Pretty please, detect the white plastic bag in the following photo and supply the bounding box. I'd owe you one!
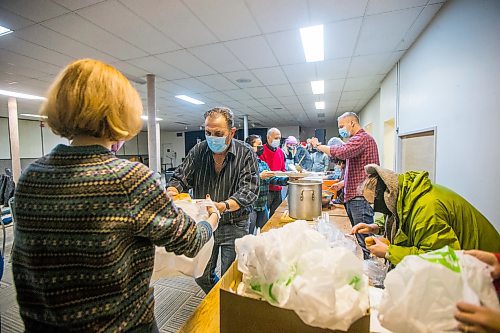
[151,199,215,280]
[235,220,369,331]
[378,246,500,333]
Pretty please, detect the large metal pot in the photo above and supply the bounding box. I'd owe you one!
[287,179,322,220]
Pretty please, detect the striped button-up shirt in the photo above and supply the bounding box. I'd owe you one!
[329,129,379,202]
[168,139,259,224]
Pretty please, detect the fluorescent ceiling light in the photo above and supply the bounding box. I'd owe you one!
[311,80,324,94]
[141,115,163,121]
[315,101,325,110]
[0,25,13,37]
[20,114,48,119]
[299,25,324,62]
[175,95,205,105]
[0,89,46,100]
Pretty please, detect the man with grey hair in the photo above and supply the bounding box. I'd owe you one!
[167,107,259,293]
[259,127,286,217]
[310,112,380,259]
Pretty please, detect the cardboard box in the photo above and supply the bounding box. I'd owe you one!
[220,261,370,333]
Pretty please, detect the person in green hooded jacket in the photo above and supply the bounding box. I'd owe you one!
[351,164,500,265]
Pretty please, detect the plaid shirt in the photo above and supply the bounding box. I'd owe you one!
[255,159,288,211]
[329,129,379,202]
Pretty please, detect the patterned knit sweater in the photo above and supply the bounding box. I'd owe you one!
[12,144,212,333]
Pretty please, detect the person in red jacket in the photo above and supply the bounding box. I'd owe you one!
[260,128,285,217]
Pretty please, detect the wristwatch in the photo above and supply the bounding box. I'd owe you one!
[224,201,230,212]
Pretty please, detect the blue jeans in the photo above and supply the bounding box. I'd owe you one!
[249,207,270,234]
[195,218,249,294]
[345,197,374,259]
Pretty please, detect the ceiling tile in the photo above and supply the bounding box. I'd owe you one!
[267,84,295,97]
[120,0,218,48]
[128,56,189,80]
[251,67,289,85]
[223,70,262,87]
[282,63,316,83]
[42,13,147,60]
[316,58,350,80]
[266,30,305,65]
[203,91,233,102]
[111,61,146,80]
[309,0,368,23]
[348,51,402,76]
[156,50,216,76]
[183,0,260,41]
[0,34,74,67]
[13,24,117,63]
[290,82,312,95]
[240,99,263,107]
[0,0,68,22]
[366,0,428,15]
[344,75,384,91]
[77,0,181,55]
[325,79,345,92]
[277,95,300,105]
[0,49,61,76]
[52,0,104,11]
[355,7,422,55]
[223,89,252,100]
[156,81,186,95]
[324,18,363,60]
[0,7,34,29]
[197,74,239,91]
[225,36,279,69]
[245,86,273,99]
[246,0,308,33]
[397,3,444,50]
[189,44,246,73]
[172,78,216,94]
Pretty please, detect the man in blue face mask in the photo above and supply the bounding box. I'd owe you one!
[167,107,259,294]
[309,112,380,259]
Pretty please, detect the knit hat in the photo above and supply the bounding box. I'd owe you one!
[285,136,298,145]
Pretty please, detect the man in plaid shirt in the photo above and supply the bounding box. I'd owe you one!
[310,112,380,258]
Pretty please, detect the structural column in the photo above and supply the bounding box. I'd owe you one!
[7,97,21,184]
[243,114,249,140]
[146,74,160,173]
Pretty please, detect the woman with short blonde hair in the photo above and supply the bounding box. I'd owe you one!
[12,59,219,333]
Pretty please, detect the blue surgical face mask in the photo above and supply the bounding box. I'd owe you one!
[333,165,342,178]
[339,128,350,138]
[270,139,281,148]
[206,135,228,153]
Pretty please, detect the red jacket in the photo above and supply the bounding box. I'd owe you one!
[260,144,285,191]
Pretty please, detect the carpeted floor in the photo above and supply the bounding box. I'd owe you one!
[0,226,211,333]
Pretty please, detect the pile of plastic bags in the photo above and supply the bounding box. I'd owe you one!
[378,246,500,332]
[235,220,369,331]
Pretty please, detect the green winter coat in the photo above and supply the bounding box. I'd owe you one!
[378,171,500,265]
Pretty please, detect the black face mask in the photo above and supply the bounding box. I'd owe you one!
[374,176,392,215]
[256,145,264,156]
[310,148,318,154]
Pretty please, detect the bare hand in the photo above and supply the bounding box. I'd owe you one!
[205,194,219,231]
[464,250,500,279]
[351,223,379,235]
[166,186,179,198]
[368,237,389,258]
[309,137,320,147]
[260,170,274,179]
[332,181,344,191]
[455,301,500,333]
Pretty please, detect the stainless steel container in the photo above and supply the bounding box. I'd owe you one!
[287,179,322,220]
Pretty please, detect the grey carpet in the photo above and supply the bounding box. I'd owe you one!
[0,227,216,333]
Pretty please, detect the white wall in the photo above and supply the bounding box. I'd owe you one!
[160,131,185,167]
[279,126,299,139]
[359,0,500,229]
[0,118,10,159]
